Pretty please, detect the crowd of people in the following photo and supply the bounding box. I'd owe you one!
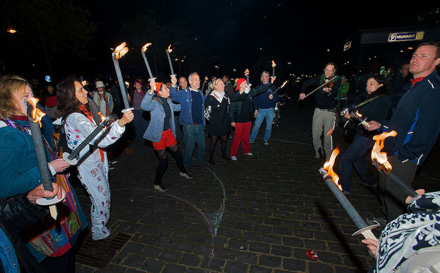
[298,41,440,272]
[0,41,439,272]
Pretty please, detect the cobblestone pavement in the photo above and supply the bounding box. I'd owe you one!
[74,97,440,273]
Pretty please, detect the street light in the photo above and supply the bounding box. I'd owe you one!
[1,10,16,34]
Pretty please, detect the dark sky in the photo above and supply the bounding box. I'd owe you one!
[2,1,431,82]
[75,1,423,79]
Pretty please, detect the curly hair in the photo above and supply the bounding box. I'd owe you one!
[0,74,29,119]
[56,75,85,115]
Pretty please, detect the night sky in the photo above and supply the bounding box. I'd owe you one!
[1,1,434,84]
[76,1,423,78]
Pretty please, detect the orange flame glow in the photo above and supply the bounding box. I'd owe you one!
[27,98,46,126]
[371,131,397,171]
[272,60,276,67]
[114,42,128,59]
[322,148,341,190]
[167,44,173,53]
[244,69,249,76]
[97,112,106,122]
[142,43,152,53]
[326,128,333,136]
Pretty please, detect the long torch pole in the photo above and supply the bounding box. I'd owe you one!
[141,43,155,81]
[26,100,60,219]
[319,168,378,240]
[63,116,112,165]
[112,52,133,113]
[166,46,176,77]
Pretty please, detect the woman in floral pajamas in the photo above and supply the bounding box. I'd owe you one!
[57,76,133,240]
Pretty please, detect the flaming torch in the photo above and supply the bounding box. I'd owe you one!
[271,80,289,95]
[319,148,379,240]
[271,60,276,78]
[62,115,113,165]
[166,44,176,76]
[141,43,155,81]
[112,42,133,113]
[244,69,251,87]
[371,131,423,203]
[26,98,63,219]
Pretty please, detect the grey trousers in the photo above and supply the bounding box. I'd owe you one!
[312,108,336,159]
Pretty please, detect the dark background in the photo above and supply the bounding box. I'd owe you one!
[0,1,439,89]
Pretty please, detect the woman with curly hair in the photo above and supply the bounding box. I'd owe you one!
[57,75,133,240]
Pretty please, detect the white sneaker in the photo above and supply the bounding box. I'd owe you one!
[231,156,237,161]
[244,153,253,156]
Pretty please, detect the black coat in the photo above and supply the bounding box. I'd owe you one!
[204,94,231,136]
[0,194,49,273]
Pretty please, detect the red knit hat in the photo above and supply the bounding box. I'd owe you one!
[155,82,163,93]
[236,78,246,91]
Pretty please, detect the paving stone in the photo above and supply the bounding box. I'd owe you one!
[73,99,440,272]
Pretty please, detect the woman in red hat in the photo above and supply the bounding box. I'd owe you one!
[229,77,275,160]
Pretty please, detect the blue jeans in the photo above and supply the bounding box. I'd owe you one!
[249,108,275,142]
[182,124,205,167]
[339,134,377,193]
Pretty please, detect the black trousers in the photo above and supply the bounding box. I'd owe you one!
[378,155,418,222]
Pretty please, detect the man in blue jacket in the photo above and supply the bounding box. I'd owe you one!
[249,71,278,145]
[366,41,440,223]
[170,73,206,168]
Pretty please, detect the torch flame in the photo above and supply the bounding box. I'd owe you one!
[27,98,46,126]
[272,60,276,67]
[322,148,341,190]
[97,112,106,123]
[371,131,397,171]
[142,43,152,53]
[244,69,249,76]
[167,44,173,53]
[356,111,362,117]
[114,42,129,59]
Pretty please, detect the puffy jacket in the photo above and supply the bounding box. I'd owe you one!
[169,86,206,126]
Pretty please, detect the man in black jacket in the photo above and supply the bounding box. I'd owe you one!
[299,62,341,160]
[366,41,440,223]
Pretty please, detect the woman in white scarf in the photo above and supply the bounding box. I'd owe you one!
[204,79,232,165]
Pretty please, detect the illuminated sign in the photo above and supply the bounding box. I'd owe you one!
[388,31,424,42]
[343,41,352,51]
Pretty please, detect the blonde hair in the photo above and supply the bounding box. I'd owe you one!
[260,71,269,82]
[0,75,29,119]
[209,78,222,91]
